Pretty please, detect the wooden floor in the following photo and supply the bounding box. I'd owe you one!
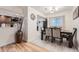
[0,42,48,52]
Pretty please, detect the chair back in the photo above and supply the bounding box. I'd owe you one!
[52,28,61,38]
[45,28,51,36]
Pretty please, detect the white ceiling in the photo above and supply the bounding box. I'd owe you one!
[31,6,73,15]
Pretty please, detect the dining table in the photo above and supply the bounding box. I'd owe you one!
[41,27,72,40]
[41,27,74,48]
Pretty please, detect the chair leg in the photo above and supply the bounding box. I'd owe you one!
[45,36,49,41]
[45,36,47,41]
[51,37,55,43]
[59,38,63,45]
[68,40,73,48]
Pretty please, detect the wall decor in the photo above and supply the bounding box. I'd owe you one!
[30,13,36,20]
[73,6,79,20]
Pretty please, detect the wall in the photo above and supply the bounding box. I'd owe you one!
[27,7,46,42]
[47,10,73,31]
[0,6,24,47]
[21,7,28,42]
[73,7,79,50]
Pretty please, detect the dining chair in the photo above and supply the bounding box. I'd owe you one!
[45,28,52,41]
[67,28,77,48]
[51,27,63,43]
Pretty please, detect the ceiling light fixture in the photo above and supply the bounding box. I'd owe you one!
[49,6,56,13]
[48,6,64,13]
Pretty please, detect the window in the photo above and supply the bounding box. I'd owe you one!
[50,16,64,27]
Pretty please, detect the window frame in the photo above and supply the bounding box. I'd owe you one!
[49,16,65,29]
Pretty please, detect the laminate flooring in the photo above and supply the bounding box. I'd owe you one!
[0,42,48,52]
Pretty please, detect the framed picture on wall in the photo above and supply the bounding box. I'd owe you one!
[30,13,36,20]
[73,6,79,20]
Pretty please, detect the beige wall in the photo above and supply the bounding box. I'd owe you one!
[21,7,28,41]
[47,10,73,31]
[27,7,46,42]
